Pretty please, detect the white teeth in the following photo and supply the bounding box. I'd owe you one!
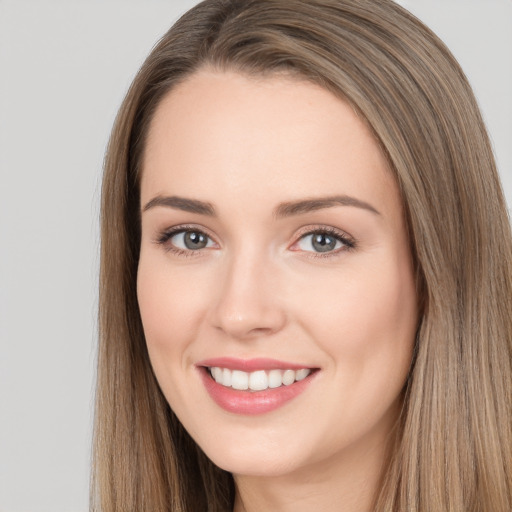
[231,370,249,390]
[209,367,312,391]
[212,367,223,383]
[222,368,232,387]
[268,369,283,388]
[282,369,295,386]
[295,368,310,381]
[249,370,268,391]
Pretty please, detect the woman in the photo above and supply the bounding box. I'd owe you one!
[92,0,512,510]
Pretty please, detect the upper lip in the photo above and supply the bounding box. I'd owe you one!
[196,357,315,372]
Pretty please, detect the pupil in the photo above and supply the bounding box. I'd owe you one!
[312,233,336,253]
[184,231,207,250]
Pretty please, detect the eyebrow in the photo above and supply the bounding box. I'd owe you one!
[142,194,380,217]
[274,195,381,218]
[143,195,216,216]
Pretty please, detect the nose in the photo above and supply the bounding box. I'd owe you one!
[210,251,287,340]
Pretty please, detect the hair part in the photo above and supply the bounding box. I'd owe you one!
[92,1,512,510]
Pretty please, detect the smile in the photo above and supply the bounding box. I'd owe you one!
[209,367,312,391]
[197,358,318,415]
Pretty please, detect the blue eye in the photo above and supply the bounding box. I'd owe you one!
[296,230,353,254]
[160,229,216,252]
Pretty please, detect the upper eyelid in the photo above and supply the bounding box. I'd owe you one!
[156,224,217,242]
[296,226,348,236]
[293,225,355,242]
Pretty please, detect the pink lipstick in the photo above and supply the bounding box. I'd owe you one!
[196,357,317,415]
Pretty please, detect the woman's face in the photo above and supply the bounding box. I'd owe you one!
[137,70,418,478]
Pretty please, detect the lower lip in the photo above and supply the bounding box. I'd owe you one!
[198,368,316,415]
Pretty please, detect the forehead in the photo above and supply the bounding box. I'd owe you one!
[141,70,398,219]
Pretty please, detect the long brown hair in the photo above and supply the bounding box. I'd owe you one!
[92,1,512,510]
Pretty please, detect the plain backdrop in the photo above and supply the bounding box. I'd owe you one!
[0,1,510,511]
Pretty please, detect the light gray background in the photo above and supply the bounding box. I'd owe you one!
[0,1,510,511]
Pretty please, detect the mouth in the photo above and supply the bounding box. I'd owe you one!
[196,358,318,415]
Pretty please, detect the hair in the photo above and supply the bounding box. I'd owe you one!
[92,0,512,510]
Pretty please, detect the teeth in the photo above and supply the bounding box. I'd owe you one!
[295,368,310,381]
[282,369,295,386]
[231,370,249,390]
[249,370,268,391]
[211,366,223,383]
[222,368,232,387]
[208,367,312,391]
[268,369,282,388]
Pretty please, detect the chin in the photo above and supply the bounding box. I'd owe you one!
[196,431,314,478]
[210,452,301,478]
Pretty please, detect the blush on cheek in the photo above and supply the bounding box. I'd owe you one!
[137,270,172,349]
[137,267,211,371]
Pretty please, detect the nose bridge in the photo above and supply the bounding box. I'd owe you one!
[211,243,286,339]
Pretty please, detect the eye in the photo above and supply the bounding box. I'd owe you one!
[157,228,216,253]
[293,229,355,254]
[172,230,215,250]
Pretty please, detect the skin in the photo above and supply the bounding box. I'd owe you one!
[137,70,418,512]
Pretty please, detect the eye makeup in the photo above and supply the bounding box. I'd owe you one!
[153,224,217,258]
[153,222,357,260]
[289,225,356,259]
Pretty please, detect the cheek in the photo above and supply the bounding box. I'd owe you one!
[291,262,417,445]
[136,256,209,361]
[295,258,417,385]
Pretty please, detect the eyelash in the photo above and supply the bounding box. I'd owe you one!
[292,226,356,259]
[154,224,214,258]
[154,225,356,259]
